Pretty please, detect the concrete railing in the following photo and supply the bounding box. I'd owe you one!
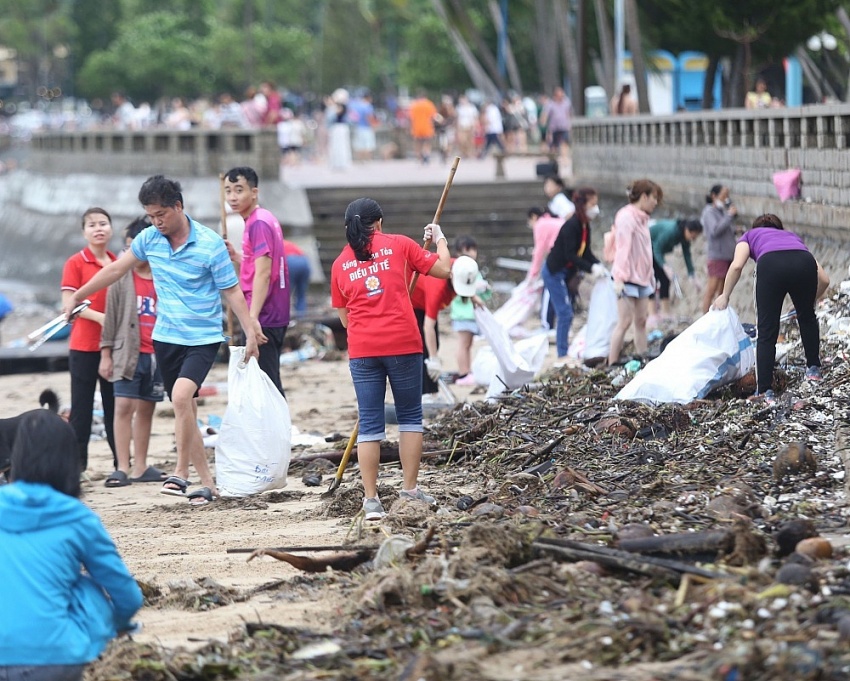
[571,104,850,237]
[27,128,281,180]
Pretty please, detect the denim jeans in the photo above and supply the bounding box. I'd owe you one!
[0,665,85,681]
[541,262,574,358]
[286,254,311,318]
[349,354,423,442]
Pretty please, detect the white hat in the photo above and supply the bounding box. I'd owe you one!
[451,256,479,298]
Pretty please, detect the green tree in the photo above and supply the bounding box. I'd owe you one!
[642,0,841,105]
[0,0,75,102]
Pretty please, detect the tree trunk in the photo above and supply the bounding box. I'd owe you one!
[448,0,507,92]
[594,0,616,98]
[488,0,523,94]
[430,0,500,100]
[702,53,719,109]
[552,0,581,104]
[727,45,745,108]
[533,0,560,93]
[574,0,587,115]
[838,7,850,101]
[624,0,649,113]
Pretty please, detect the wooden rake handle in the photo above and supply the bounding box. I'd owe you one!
[408,156,460,295]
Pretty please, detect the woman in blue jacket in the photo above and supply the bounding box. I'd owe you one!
[0,410,142,680]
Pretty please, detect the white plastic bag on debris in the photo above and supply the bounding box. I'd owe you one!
[474,306,548,397]
[615,307,754,405]
[493,279,543,335]
[215,346,291,497]
[583,277,619,361]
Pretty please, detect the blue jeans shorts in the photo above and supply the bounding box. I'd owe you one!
[349,353,423,443]
[114,353,165,402]
[451,319,479,334]
[622,282,655,299]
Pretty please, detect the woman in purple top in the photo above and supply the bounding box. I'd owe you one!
[713,214,830,400]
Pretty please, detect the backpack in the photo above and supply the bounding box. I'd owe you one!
[602,224,617,263]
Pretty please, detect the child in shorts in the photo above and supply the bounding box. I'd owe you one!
[450,236,490,386]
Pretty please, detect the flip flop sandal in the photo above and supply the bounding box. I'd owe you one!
[104,470,131,488]
[160,476,189,497]
[130,466,168,483]
[187,487,217,506]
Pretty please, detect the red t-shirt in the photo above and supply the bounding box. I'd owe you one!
[283,239,304,257]
[331,232,439,359]
[60,247,117,352]
[134,272,157,354]
[409,271,455,320]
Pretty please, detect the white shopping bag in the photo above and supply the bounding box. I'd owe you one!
[493,279,543,334]
[583,277,619,362]
[474,306,548,397]
[215,347,291,497]
[615,307,755,405]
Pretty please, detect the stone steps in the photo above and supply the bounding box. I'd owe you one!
[307,181,541,280]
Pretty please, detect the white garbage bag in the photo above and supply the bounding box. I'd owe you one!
[615,307,755,405]
[474,306,548,397]
[583,277,620,362]
[493,279,543,334]
[215,347,291,497]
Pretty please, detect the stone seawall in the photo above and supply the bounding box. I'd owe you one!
[572,104,850,240]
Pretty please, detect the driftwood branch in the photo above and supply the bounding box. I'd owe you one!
[533,537,728,583]
[616,530,732,557]
[291,447,451,466]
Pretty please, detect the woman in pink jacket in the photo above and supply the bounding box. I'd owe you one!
[608,179,663,366]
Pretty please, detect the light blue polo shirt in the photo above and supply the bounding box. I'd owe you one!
[131,216,238,345]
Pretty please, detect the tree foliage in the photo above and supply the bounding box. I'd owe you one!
[0,0,843,105]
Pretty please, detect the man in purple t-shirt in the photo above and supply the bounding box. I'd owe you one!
[224,166,290,395]
[541,87,573,155]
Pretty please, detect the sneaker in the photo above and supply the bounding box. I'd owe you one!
[455,373,477,386]
[805,366,823,381]
[399,488,437,506]
[362,497,386,521]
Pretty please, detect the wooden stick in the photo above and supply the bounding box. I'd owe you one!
[408,156,460,294]
[219,172,234,342]
[227,544,374,554]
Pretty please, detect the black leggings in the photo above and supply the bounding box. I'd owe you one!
[653,259,671,300]
[69,350,115,470]
[755,250,821,393]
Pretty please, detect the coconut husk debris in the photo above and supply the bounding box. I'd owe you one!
[87,289,850,680]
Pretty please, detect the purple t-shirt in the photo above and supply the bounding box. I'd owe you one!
[739,228,808,262]
[241,207,290,328]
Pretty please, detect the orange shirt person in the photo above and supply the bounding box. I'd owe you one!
[408,90,441,164]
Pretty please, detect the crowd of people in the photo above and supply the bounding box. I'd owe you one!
[520,174,830,397]
[0,69,836,673]
[76,86,577,169]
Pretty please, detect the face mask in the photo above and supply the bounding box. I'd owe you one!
[715,200,725,209]
[586,205,600,219]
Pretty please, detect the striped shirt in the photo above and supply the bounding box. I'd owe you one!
[131,216,237,345]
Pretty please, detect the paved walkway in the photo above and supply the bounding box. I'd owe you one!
[280,154,562,189]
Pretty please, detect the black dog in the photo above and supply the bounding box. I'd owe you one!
[0,389,60,475]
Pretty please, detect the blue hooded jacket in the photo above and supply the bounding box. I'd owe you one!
[0,481,143,666]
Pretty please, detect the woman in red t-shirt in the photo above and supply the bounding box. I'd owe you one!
[331,197,451,521]
[60,208,118,475]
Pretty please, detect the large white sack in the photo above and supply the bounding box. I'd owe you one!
[474,306,548,397]
[215,347,291,497]
[583,277,619,361]
[493,279,543,333]
[615,307,754,405]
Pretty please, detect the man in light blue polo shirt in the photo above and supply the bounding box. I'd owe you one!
[65,175,262,504]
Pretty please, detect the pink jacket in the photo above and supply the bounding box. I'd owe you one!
[611,203,654,287]
[527,216,564,280]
